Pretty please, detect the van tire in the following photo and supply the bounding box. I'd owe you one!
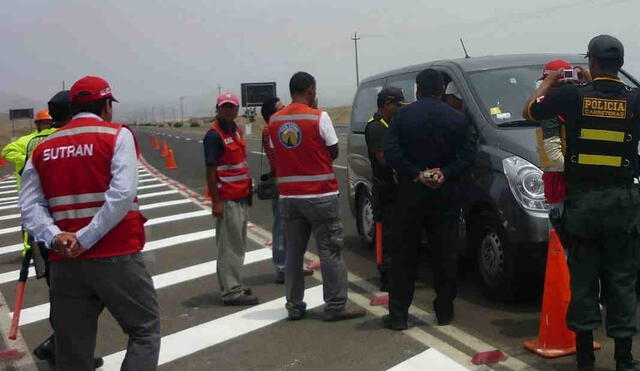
[471,210,516,301]
[356,189,375,248]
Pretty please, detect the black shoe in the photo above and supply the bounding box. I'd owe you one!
[323,307,366,322]
[577,331,596,370]
[382,314,408,331]
[223,293,259,306]
[94,357,104,369]
[33,336,55,362]
[303,267,314,276]
[436,312,454,326]
[287,307,307,320]
[617,360,640,371]
[275,271,285,284]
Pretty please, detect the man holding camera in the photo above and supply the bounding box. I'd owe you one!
[383,69,477,330]
[524,35,640,370]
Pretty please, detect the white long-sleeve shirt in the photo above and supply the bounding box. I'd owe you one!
[18,113,139,250]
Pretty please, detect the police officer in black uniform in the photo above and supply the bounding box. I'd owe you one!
[364,87,406,291]
[525,35,640,371]
[382,69,477,330]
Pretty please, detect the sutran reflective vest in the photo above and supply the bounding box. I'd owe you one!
[565,79,639,188]
[269,103,338,196]
[31,117,147,260]
[209,121,251,200]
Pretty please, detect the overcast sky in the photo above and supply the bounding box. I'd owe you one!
[1,0,639,119]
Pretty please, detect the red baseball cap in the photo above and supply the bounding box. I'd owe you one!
[70,76,119,104]
[540,59,572,80]
[216,92,239,107]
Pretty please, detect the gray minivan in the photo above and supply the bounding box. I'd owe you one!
[347,54,640,298]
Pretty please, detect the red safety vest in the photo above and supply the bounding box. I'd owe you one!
[209,121,251,200]
[269,103,338,196]
[31,117,147,260]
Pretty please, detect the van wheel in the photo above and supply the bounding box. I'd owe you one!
[357,189,375,247]
[472,211,516,301]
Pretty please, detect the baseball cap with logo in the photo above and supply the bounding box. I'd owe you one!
[216,92,240,107]
[586,34,624,60]
[70,76,118,104]
[540,59,573,80]
[378,87,408,105]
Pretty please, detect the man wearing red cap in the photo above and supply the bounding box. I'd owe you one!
[534,59,579,241]
[19,76,160,371]
[203,92,258,305]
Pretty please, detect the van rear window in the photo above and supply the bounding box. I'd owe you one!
[351,81,384,133]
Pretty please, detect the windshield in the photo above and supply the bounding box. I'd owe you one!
[469,65,639,126]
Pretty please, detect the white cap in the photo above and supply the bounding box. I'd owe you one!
[445,82,462,100]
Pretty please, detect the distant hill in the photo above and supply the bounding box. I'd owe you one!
[0,91,42,115]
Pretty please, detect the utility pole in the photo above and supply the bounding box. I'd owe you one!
[151,106,155,123]
[179,96,185,124]
[161,105,166,123]
[351,32,361,87]
[62,80,65,90]
[217,84,222,96]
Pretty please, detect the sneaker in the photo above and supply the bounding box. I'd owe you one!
[275,271,285,284]
[382,314,408,331]
[287,307,307,320]
[617,360,640,371]
[323,307,366,322]
[223,293,259,306]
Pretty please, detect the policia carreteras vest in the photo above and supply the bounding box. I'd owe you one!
[558,78,640,340]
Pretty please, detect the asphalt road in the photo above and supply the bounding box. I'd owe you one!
[0,124,636,370]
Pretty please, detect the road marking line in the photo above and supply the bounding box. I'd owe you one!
[0,189,17,195]
[137,183,166,191]
[139,178,158,184]
[14,230,223,325]
[0,196,18,203]
[0,180,16,185]
[101,285,324,369]
[139,199,191,211]
[0,225,20,237]
[0,213,20,221]
[137,190,178,199]
[387,348,468,371]
[333,165,347,169]
[250,151,265,156]
[246,224,533,370]
[185,138,191,141]
[0,204,18,211]
[0,185,16,190]
[145,210,209,226]
[0,228,218,286]
[198,140,203,144]
[0,200,194,255]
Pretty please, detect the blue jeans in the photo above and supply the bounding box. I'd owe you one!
[272,197,286,272]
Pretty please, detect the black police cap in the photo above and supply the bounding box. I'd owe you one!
[48,90,71,122]
[378,87,407,105]
[586,34,624,60]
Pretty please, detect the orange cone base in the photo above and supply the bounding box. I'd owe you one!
[306,261,321,270]
[523,340,600,359]
[369,293,389,306]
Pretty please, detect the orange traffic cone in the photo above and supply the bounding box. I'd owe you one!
[0,157,6,167]
[523,229,600,358]
[161,140,169,157]
[151,135,160,150]
[203,184,211,200]
[165,149,178,170]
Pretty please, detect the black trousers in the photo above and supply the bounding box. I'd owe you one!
[389,178,459,321]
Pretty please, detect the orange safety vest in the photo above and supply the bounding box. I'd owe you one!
[32,117,147,260]
[209,121,251,200]
[269,103,338,196]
